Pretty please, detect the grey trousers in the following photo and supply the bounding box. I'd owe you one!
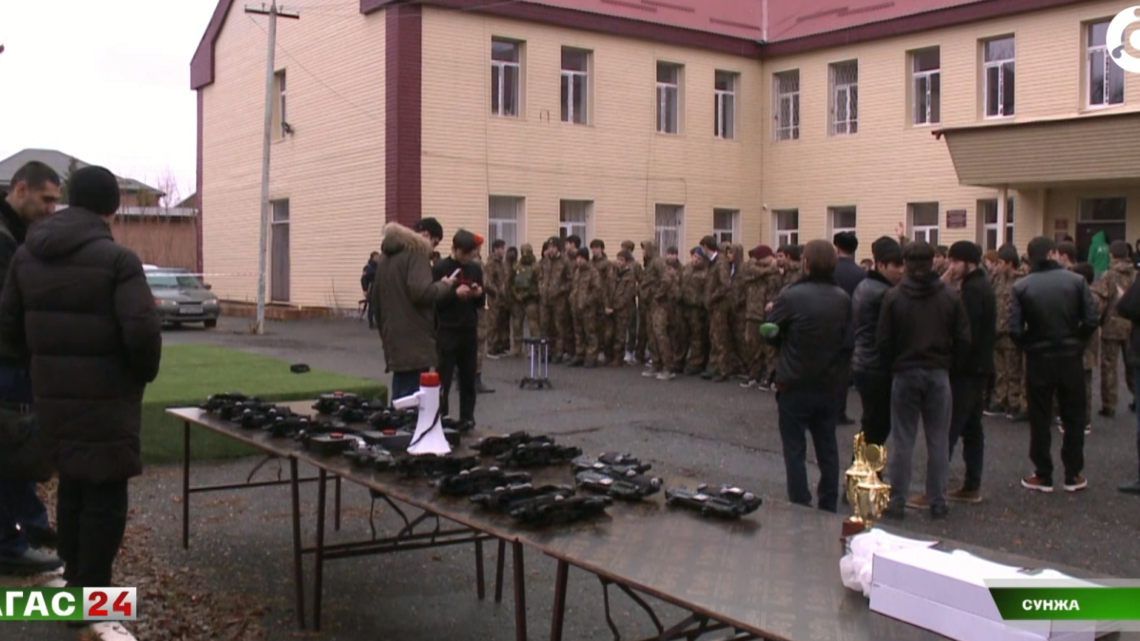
[888,368,952,511]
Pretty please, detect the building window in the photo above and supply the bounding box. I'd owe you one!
[270,199,290,302]
[908,202,940,245]
[488,196,522,248]
[491,38,521,117]
[714,71,737,139]
[983,36,1015,118]
[656,62,681,134]
[274,70,287,139]
[912,48,940,125]
[713,209,739,244]
[561,48,589,125]
[1078,197,1127,257]
[559,200,592,241]
[978,198,1015,250]
[1088,21,1125,108]
[774,70,800,141]
[655,204,683,252]
[828,206,857,237]
[829,61,858,136]
[773,209,799,247]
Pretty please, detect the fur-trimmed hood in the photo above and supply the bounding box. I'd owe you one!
[381,222,432,257]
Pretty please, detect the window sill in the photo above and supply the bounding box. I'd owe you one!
[982,114,1015,122]
[1083,102,1126,113]
[655,131,683,138]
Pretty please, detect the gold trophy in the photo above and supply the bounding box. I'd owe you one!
[842,432,890,539]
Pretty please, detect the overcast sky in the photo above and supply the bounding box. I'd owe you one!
[0,0,218,202]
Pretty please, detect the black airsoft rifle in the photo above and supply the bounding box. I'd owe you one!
[264,414,315,438]
[200,392,254,416]
[471,431,554,457]
[312,392,387,418]
[664,484,762,519]
[495,441,583,468]
[572,452,652,476]
[302,430,360,456]
[343,441,397,471]
[574,469,663,501]
[395,453,480,478]
[436,466,533,497]
[509,494,612,526]
[470,483,576,513]
[236,405,300,429]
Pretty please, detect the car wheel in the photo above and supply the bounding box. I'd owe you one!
[204,319,218,329]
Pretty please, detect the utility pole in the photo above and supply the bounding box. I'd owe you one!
[245,2,299,335]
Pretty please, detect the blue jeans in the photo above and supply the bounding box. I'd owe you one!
[390,370,425,405]
[776,384,841,512]
[888,369,952,511]
[0,364,50,557]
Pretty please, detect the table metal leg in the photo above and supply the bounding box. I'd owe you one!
[475,539,485,600]
[551,560,569,641]
[182,421,190,549]
[513,540,527,641]
[289,458,306,630]
[334,475,342,532]
[314,467,328,631]
[495,538,506,603]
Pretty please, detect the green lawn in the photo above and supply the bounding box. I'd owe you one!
[143,344,385,463]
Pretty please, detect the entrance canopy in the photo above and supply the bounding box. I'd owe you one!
[933,110,1140,188]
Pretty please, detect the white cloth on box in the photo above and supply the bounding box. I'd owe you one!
[840,528,938,597]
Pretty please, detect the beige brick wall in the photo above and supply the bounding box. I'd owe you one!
[202,3,385,308]
[761,0,1140,257]
[419,7,764,255]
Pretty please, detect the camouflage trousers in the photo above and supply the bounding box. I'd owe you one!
[611,307,634,360]
[646,299,674,373]
[634,300,648,361]
[540,298,569,357]
[683,307,709,372]
[730,305,746,376]
[707,302,733,376]
[510,300,540,355]
[670,302,688,371]
[489,302,511,354]
[993,336,1024,411]
[1099,338,1135,411]
[745,319,776,382]
[562,303,576,359]
[597,310,615,362]
[572,304,600,363]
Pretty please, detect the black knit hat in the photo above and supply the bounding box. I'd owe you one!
[948,240,982,265]
[870,236,902,264]
[69,166,120,215]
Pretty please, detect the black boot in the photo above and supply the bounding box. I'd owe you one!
[476,375,495,394]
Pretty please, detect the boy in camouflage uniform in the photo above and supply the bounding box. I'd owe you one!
[988,244,1026,420]
[640,240,677,380]
[1072,262,1099,432]
[510,244,540,356]
[608,250,638,367]
[483,240,510,358]
[740,245,781,389]
[620,240,646,364]
[590,240,616,364]
[702,236,733,382]
[665,247,687,371]
[1092,240,1137,417]
[569,251,602,367]
[539,237,572,363]
[680,248,710,375]
[729,243,748,378]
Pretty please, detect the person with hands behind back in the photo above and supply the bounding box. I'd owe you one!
[432,230,485,430]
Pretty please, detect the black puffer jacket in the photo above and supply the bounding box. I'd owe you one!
[0,208,162,482]
[764,275,851,389]
[957,267,997,378]
[876,271,970,373]
[851,270,892,375]
[1010,261,1099,358]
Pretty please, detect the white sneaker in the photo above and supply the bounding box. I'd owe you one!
[641,370,657,378]
[624,352,636,365]
[740,379,757,389]
[656,371,675,381]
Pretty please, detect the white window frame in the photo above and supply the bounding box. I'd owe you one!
[561,47,589,125]
[911,48,940,126]
[488,196,523,249]
[977,198,1015,250]
[829,61,858,136]
[714,71,737,140]
[828,206,857,237]
[491,38,521,117]
[713,209,739,244]
[559,200,592,241]
[275,70,287,139]
[654,204,684,252]
[1087,21,1125,108]
[908,202,940,245]
[773,70,800,141]
[773,209,799,247]
[656,62,681,135]
[983,36,1015,119]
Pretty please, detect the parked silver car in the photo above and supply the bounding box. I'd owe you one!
[145,267,221,328]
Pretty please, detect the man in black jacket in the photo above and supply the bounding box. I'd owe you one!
[876,241,970,520]
[764,240,851,513]
[833,232,865,425]
[851,237,904,446]
[1011,236,1099,494]
[432,229,485,428]
[1115,273,1140,495]
[0,166,162,589]
[944,241,996,504]
[0,161,63,575]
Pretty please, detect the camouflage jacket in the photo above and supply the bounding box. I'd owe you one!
[992,269,1022,337]
[570,260,602,312]
[591,254,616,308]
[740,260,782,322]
[681,262,709,309]
[705,250,732,309]
[779,262,803,290]
[484,255,509,308]
[1093,260,1138,341]
[666,258,684,305]
[640,241,675,304]
[610,264,638,311]
[512,246,540,304]
[539,253,572,302]
[728,244,747,311]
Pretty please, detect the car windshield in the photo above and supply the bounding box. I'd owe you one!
[146,273,203,289]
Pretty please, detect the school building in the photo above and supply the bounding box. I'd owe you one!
[192,0,1140,308]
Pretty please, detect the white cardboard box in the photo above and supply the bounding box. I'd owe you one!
[870,547,1096,641]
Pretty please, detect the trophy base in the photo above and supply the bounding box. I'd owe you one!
[841,517,867,541]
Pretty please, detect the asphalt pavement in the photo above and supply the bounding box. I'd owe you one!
[16,314,1140,641]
